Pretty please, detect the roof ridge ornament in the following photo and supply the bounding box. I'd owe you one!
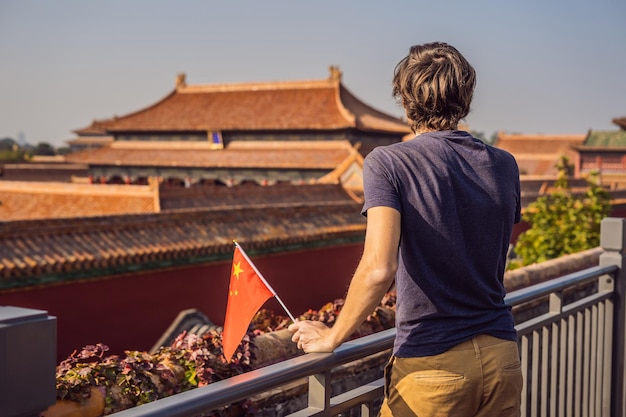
[176,73,187,89]
[329,66,342,82]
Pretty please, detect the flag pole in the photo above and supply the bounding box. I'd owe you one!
[233,241,297,323]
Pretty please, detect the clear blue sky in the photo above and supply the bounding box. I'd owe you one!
[1,0,625,147]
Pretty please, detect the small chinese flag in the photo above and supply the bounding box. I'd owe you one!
[222,245,274,362]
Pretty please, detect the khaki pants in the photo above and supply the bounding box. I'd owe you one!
[379,334,522,417]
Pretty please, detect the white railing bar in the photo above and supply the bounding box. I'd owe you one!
[505,264,618,307]
[516,290,612,334]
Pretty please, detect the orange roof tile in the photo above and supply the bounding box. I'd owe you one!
[315,145,364,193]
[159,182,360,210]
[1,162,89,182]
[0,203,366,286]
[66,136,115,146]
[494,133,585,175]
[494,133,585,153]
[64,140,353,169]
[0,181,159,221]
[74,69,410,135]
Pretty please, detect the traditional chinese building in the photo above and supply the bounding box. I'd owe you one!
[573,117,626,188]
[493,132,585,176]
[0,68,412,360]
[65,67,411,187]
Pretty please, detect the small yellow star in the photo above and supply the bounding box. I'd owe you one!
[232,261,244,279]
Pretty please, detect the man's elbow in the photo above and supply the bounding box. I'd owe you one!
[367,264,396,287]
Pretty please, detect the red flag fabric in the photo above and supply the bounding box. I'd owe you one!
[222,246,274,362]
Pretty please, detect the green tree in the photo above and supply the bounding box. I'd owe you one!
[0,137,18,151]
[0,149,27,162]
[470,130,498,145]
[56,146,73,156]
[510,156,612,268]
[33,142,56,156]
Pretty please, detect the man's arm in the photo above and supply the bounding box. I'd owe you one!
[289,206,400,352]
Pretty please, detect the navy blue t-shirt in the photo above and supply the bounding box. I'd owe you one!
[362,130,520,357]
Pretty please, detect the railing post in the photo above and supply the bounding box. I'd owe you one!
[599,217,626,417]
[308,371,331,415]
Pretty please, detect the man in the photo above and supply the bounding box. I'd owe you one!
[289,42,522,416]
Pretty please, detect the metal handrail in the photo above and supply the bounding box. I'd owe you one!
[112,265,620,417]
[110,329,395,417]
[504,264,618,306]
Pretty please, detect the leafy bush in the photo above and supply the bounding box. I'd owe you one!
[297,295,396,339]
[53,292,398,415]
[511,156,612,268]
[55,331,255,415]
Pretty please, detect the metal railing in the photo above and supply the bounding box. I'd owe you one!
[111,217,626,417]
[510,264,619,417]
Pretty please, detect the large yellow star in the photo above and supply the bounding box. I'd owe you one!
[232,261,244,280]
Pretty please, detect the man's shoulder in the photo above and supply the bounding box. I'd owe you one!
[486,142,518,164]
[366,143,398,161]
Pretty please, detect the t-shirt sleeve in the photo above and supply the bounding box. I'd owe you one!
[514,189,521,224]
[361,149,402,216]
[513,159,521,224]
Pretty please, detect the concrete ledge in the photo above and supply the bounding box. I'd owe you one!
[252,329,302,369]
[504,247,603,292]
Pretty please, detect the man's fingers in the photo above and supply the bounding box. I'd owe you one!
[288,320,302,333]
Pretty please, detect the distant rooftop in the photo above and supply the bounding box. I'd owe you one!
[582,130,626,148]
[74,68,410,136]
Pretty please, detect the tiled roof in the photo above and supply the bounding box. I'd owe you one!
[514,158,562,177]
[519,177,592,206]
[315,145,364,194]
[159,182,359,211]
[337,85,410,134]
[1,162,89,182]
[580,130,626,148]
[494,133,585,175]
[74,69,410,135]
[0,202,366,286]
[64,140,354,170]
[66,136,115,146]
[0,172,360,220]
[494,133,585,154]
[0,181,159,221]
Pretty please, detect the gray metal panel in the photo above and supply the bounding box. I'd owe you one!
[0,307,56,417]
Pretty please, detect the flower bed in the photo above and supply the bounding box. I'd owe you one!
[43,293,397,417]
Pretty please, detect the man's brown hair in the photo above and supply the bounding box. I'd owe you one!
[392,42,476,133]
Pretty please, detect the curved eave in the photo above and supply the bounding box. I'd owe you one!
[338,85,410,134]
[73,76,411,135]
[612,116,626,130]
[90,83,356,132]
[73,90,179,135]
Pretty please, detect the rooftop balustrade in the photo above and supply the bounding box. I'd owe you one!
[8,217,626,417]
[104,217,626,417]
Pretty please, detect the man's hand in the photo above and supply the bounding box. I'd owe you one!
[288,320,339,353]
[289,207,400,354]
